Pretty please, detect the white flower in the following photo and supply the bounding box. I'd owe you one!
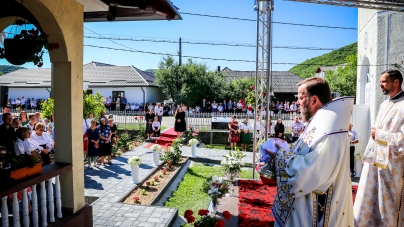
[128,156,142,166]
[189,138,199,145]
[150,144,162,152]
[208,187,220,195]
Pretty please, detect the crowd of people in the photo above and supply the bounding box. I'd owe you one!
[0,106,54,167]
[6,97,48,111]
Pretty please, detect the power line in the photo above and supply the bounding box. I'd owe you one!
[84,35,352,51]
[84,27,140,52]
[179,12,357,30]
[84,44,384,67]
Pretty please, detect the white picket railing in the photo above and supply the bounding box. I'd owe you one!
[0,163,70,227]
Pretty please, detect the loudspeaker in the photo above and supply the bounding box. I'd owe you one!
[0,86,9,107]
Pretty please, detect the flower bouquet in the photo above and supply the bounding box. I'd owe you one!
[189,138,199,146]
[184,209,231,227]
[221,150,245,180]
[354,153,364,160]
[159,138,182,165]
[150,144,162,152]
[128,156,142,166]
[202,176,231,208]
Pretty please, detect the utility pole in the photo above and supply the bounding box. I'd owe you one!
[179,37,182,66]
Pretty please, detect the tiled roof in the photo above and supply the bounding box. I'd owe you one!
[221,67,303,93]
[0,63,157,88]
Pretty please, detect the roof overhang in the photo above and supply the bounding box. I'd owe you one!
[81,0,182,22]
[284,0,404,12]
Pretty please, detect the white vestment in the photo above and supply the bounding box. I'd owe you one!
[273,97,354,227]
[354,91,404,227]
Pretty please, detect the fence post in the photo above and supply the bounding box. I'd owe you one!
[124,110,127,130]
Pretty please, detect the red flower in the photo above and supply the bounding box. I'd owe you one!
[154,176,159,181]
[262,91,267,97]
[140,116,144,119]
[184,210,194,219]
[222,211,231,220]
[214,220,225,227]
[146,181,151,186]
[198,209,209,216]
[250,86,255,90]
[186,215,195,223]
[135,117,138,120]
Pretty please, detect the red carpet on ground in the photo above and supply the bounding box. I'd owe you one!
[144,127,177,149]
[238,180,359,227]
[238,180,276,227]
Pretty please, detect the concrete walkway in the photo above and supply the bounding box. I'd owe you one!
[85,136,254,227]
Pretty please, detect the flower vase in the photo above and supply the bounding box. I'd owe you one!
[208,199,218,214]
[153,151,160,166]
[191,144,197,157]
[131,165,140,184]
[355,159,362,177]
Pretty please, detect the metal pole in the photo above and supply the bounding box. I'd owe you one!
[252,6,260,180]
[265,4,272,140]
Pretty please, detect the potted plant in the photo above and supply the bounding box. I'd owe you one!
[202,176,231,214]
[0,27,59,67]
[0,150,42,183]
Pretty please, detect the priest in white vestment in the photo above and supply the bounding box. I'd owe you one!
[354,70,404,227]
[265,77,354,227]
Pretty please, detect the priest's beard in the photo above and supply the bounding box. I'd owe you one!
[300,99,313,122]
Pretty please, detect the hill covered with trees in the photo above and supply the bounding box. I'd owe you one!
[289,42,357,79]
[0,65,24,75]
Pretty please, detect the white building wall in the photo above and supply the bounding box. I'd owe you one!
[145,87,166,103]
[8,87,51,100]
[89,87,145,104]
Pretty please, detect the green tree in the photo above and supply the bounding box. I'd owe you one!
[41,98,54,119]
[155,57,227,107]
[325,54,357,97]
[226,77,255,102]
[83,91,105,119]
[41,91,105,119]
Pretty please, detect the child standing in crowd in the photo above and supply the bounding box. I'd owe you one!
[152,116,161,138]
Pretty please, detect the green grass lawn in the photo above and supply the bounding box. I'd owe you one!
[164,163,256,217]
[117,123,167,132]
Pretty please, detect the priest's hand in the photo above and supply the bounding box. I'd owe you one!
[264,144,281,159]
[371,127,376,140]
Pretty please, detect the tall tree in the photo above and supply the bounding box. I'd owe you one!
[155,57,227,107]
[325,54,357,97]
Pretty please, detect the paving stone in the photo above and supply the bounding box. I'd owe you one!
[147,217,164,223]
[119,220,134,227]
[123,213,140,218]
[154,224,166,227]
[138,222,156,227]
[160,212,173,219]
[114,222,122,226]
[94,219,106,225]
[136,215,150,222]
[132,221,140,226]
[162,218,170,224]
[103,220,117,226]
[149,212,162,218]
[155,207,169,212]
[113,216,126,222]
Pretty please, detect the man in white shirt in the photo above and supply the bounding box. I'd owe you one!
[130,103,135,111]
[348,123,359,176]
[155,103,164,123]
[148,103,154,111]
[290,116,303,143]
[217,103,224,113]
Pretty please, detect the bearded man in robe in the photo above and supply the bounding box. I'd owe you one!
[354,69,404,227]
[265,77,354,227]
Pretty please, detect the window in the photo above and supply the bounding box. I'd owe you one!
[112,91,124,99]
[85,90,93,95]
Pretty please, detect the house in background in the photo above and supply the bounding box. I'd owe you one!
[314,64,346,78]
[0,62,166,105]
[221,67,303,102]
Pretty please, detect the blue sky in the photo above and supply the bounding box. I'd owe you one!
[1,0,358,71]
